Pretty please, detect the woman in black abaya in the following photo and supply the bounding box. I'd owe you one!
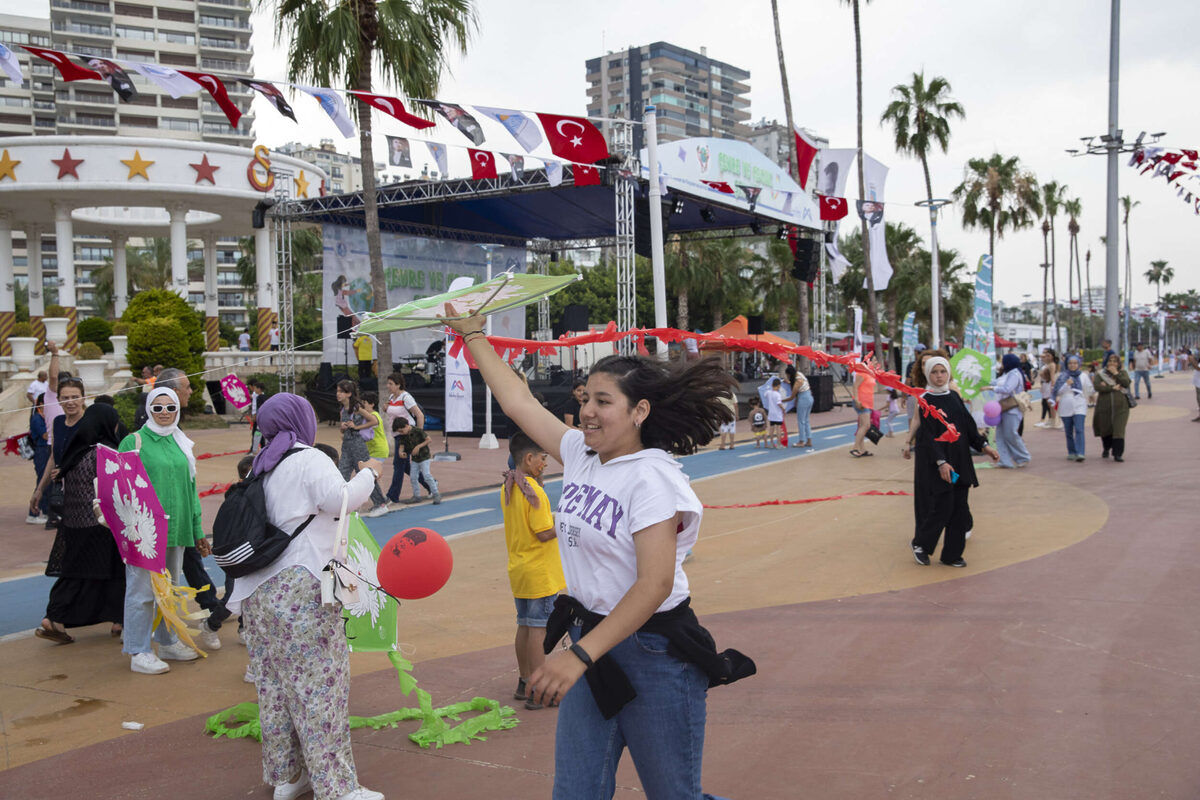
[37,404,128,643]
[905,356,999,568]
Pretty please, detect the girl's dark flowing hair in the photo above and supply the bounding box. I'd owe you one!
[589,355,736,455]
[336,379,359,410]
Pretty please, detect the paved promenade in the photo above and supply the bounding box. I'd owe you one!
[1,373,1196,799]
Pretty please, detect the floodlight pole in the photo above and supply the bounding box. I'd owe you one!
[478,245,499,449]
[644,105,668,359]
[916,198,952,349]
[1103,0,1121,351]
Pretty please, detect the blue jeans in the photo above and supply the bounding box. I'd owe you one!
[793,391,813,443]
[33,446,50,514]
[122,547,184,655]
[1062,413,1086,457]
[995,410,1031,468]
[1133,370,1151,398]
[386,455,430,501]
[409,459,438,497]
[553,626,730,800]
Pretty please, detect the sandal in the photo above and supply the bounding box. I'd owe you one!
[36,621,74,644]
[849,450,873,458]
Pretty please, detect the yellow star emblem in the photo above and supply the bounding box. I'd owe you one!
[294,169,310,199]
[0,149,20,182]
[121,150,154,180]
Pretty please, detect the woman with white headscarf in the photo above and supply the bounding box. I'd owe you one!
[1051,353,1094,462]
[118,386,206,674]
[904,356,999,567]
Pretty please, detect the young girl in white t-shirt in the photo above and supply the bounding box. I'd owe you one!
[445,305,754,800]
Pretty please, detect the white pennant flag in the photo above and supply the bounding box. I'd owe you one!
[474,106,542,153]
[127,62,199,98]
[297,85,355,138]
[444,277,475,433]
[0,43,24,87]
[545,160,563,187]
[426,142,448,176]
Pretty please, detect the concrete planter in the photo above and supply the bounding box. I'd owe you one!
[42,317,69,345]
[8,337,38,370]
[108,335,128,367]
[74,359,108,390]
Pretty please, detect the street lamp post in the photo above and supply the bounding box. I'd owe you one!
[915,198,953,348]
[477,244,499,450]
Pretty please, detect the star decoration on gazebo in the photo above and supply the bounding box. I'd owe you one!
[52,148,83,180]
[294,169,310,198]
[121,150,154,180]
[189,154,219,184]
[0,149,19,182]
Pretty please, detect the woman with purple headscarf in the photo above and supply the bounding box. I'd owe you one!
[225,393,384,800]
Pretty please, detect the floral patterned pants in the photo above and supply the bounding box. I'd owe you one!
[243,566,358,799]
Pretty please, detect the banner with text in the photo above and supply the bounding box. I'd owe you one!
[962,254,995,363]
[322,225,526,363]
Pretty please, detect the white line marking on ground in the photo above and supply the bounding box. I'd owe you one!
[429,507,492,522]
[738,451,768,458]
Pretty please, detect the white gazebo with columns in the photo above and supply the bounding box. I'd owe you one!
[0,135,325,361]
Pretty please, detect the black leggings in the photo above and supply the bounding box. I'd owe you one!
[1100,435,1125,458]
[1041,398,1052,419]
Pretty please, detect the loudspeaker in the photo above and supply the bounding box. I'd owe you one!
[810,373,834,413]
[562,304,589,332]
[747,314,765,335]
[634,196,672,259]
[336,315,354,340]
[791,238,820,283]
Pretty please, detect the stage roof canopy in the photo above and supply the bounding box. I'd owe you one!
[283,166,820,247]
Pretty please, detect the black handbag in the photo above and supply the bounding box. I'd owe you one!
[46,480,65,515]
[865,425,883,445]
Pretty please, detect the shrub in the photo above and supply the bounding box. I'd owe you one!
[112,322,130,336]
[77,342,104,359]
[128,317,200,375]
[12,322,33,337]
[78,317,113,353]
[245,372,280,396]
[121,290,204,353]
[1081,348,1107,366]
[217,337,229,348]
[45,304,69,318]
[112,391,139,431]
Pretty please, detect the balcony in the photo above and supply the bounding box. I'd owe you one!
[51,0,112,14]
[198,15,250,30]
[58,115,116,128]
[52,21,112,38]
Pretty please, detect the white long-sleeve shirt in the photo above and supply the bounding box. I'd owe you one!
[1053,373,1094,417]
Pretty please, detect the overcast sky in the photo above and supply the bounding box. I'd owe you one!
[7,0,1197,307]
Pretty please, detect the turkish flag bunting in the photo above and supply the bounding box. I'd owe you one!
[1182,149,1199,160]
[535,113,609,163]
[1184,161,1197,170]
[179,70,242,128]
[818,194,849,221]
[468,149,497,180]
[349,91,435,129]
[701,180,734,194]
[1169,170,1185,182]
[22,45,101,82]
[1161,151,1183,164]
[793,127,819,189]
[573,164,601,186]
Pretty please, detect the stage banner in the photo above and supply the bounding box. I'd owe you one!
[321,225,526,365]
[1158,311,1167,373]
[963,254,995,363]
[444,330,473,433]
[901,311,917,376]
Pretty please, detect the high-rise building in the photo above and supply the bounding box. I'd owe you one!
[277,140,384,195]
[0,5,255,320]
[746,117,826,187]
[585,42,750,152]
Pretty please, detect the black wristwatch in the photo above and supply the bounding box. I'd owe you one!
[569,643,594,669]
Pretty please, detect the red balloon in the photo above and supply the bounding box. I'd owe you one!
[376,527,453,600]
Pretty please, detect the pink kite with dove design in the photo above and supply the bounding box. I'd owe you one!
[220,373,251,409]
[96,445,167,572]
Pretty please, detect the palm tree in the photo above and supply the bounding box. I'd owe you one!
[235,227,323,289]
[880,70,965,338]
[751,238,800,331]
[1039,180,1066,351]
[839,0,882,359]
[698,237,752,329]
[1120,195,1139,354]
[952,153,1041,321]
[666,238,708,332]
[1144,259,1173,306]
[1064,197,1082,348]
[770,0,809,352]
[267,0,475,375]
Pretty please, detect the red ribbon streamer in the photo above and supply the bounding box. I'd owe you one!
[447,325,960,442]
[702,489,910,509]
[195,448,250,461]
[198,481,234,498]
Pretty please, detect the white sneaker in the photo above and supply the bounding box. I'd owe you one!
[1034,421,1049,428]
[363,504,389,518]
[26,513,48,524]
[158,641,199,661]
[964,529,972,540]
[131,652,170,674]
[273,769,311,800]
[243,666,257,684]
[237,627,247,646]
[336,788,383,800]
[196,624,221,651]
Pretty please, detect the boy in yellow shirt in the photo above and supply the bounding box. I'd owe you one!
[500,432,564,710]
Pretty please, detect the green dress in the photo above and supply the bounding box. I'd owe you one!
[118,429,205,547]
[1092,369,1131,439]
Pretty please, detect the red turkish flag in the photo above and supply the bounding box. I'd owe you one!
[573,164,601,186]
[818,194,849,221]
[349,91,434,130]
[701,180,734,194]
[1161,151,1183,164]
[793,127,819,189]
[535,113,609,163]
[468,149,497,180]
[179,70,242,128]
[1182,149,1199,160]
[22,46,101,82]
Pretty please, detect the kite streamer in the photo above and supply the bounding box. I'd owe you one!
[702,489,910,509]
